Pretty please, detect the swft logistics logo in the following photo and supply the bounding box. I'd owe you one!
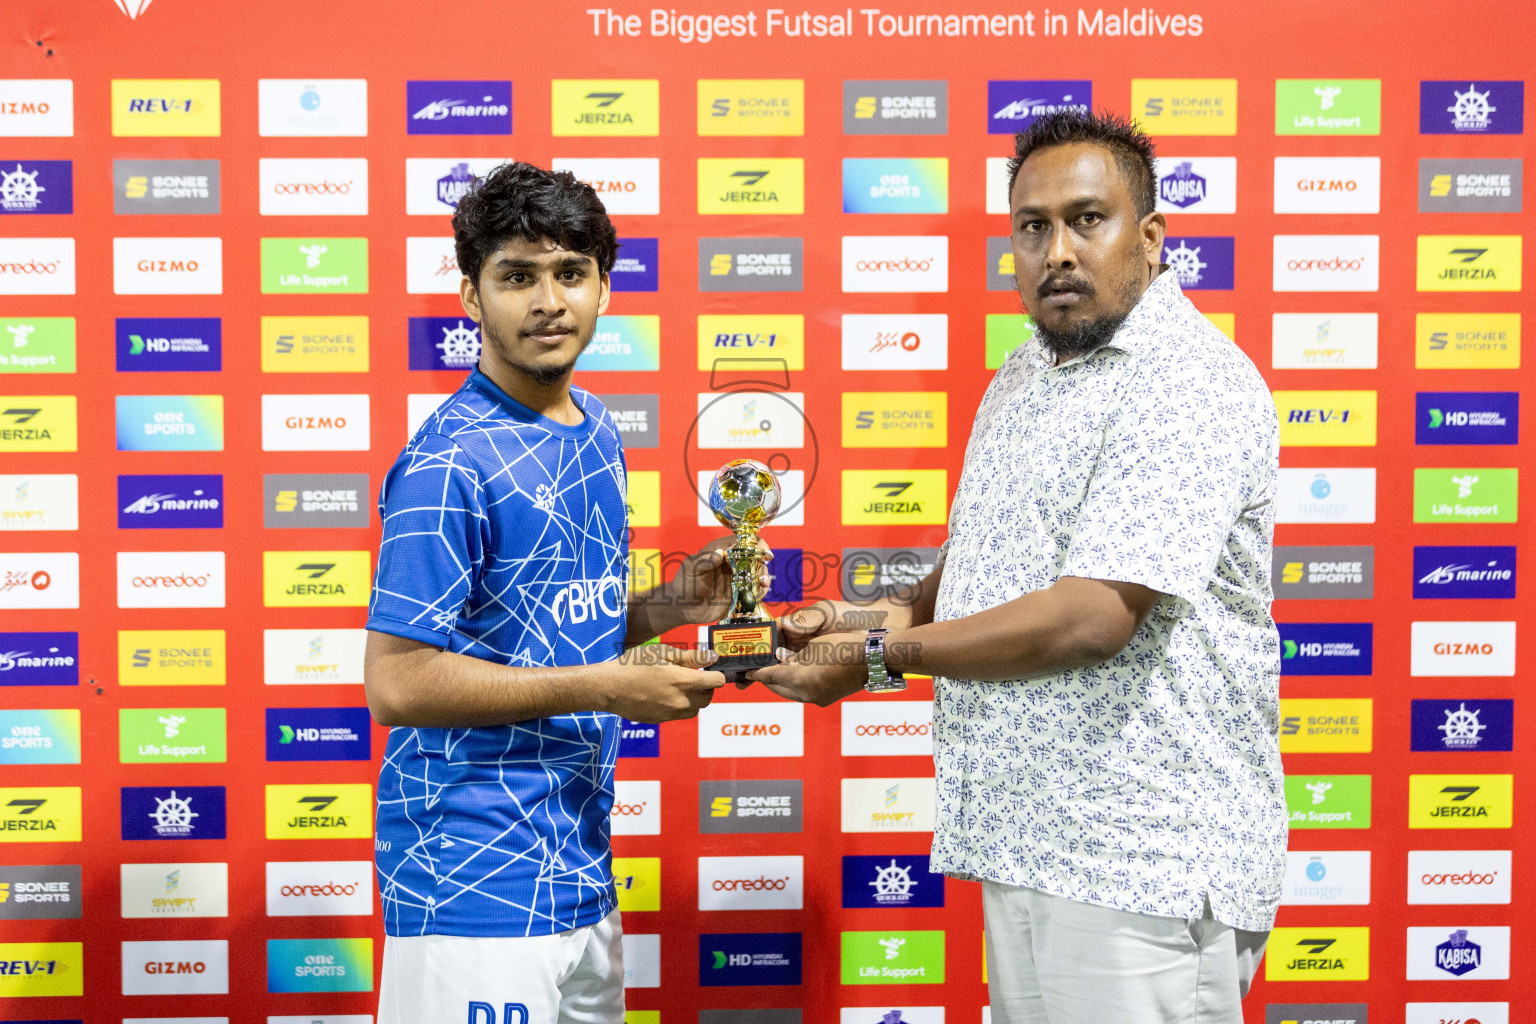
[113,158,220,214]
[1417,236,1521,292]
[842,158,948,214]
[842,471,947,525]
[1408,775,1513,829]
[265,785,372,840]
[844,80,947,135]
[1410,699,1514,753]
[1131,79,1236,135]
[121,861,230,918]
[1271,313,1378,370]
[1279,699,1373,753]
[0,787,80,842]
[0,940,82,997]
[262,628,366,686]
[1285,775,1371,830]
[111,79,220,136]
[261,316,369,373]
[1415,313,1520,370]
[1419,158,1523,213]
[1416,392,1517,445]
[261,238,368,294]
[263,552,370,608]
[119,707,226,764]
[267,937,373,993]
[842,392,946,448]
[1413,468,1517,523]
[699,780,803,834]
[552,79,659,136]
[696,314,804,371]
[116,316,221,372]
[0,396,76,452]
[1275,79,1381,134]
[1278,623,1372,675]
[840,777,936,833]
[698,159,804,214]
[1275,391,1377,446]
[0,317,75,374]
[0,472,77,531]
[841,930,944,985]
[1272,545,1374,600]
[118,629,225,686]
[699,79,803,135]
[1265,928,1369,981]
[0,709,79,766]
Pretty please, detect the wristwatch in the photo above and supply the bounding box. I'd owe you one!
[863,628,907,693]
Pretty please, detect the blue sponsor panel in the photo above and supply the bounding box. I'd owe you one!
[765,548,803,604]
[120,785,226,840]
[0,633,79,686]
[115,317,222,372]
[0,160,73,214]
[988,80,1091,133]
[619,718,659,758]
[1410,698,1514,752]
[408,317,482,372]
[265,707,372,761]
[841,854,944,909]
[117,474,223,529]
[1161,236,1234,290]
[1413,546,1516,599]
[406,81,512,134]
[1416,392,1518,445]
[611,237,659,292]
[1420,80,1524,135]
[1278,623,1372,676]
[700,932,802,986]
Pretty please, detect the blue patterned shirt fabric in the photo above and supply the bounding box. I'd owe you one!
[367,368,629,937]
[930,270,1285,932]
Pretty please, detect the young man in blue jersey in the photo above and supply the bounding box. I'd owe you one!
[365,162,731,1024]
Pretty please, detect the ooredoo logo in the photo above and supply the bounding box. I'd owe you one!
[1273,235,1379,292]
[1408,849,1511,905]
[697,702,804,758]
[0,238,74,295]
[697,856,804,911]
[260,158,369,216]
[611,779,660,835]
[842,236,948,293]
[116,551,225,609]
[265,860,372,917]
[842,701,934,756]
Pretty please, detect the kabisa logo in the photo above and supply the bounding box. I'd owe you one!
[111,79,221,137]
[118,475,222,529]
[1278,623,1372,676]
[1132,79,1238,135]
[1265,928,1369,980]
[1412,545,1516,599]
[987,80,1090,132]
[0,787,82,842]
[120,786,226,840]
[1420,81,1524,135]
[0,79,74,137]
[1416,235,1522,292]
[1285,775,1372,829]
[698,237,803,292]
[1412,928,1513,983]
[114,158,220,214]
[1154,156,1236,213]
[611,237,659,292]
[258,79,368,137]
[409,317,482,370]
[699,780,803,834]
[262,551,370,608]
[1408,774,1513,829]
[0,160,71,215]
[266,707,371,762]
[619,717,659,758]
[406,81,511,135]
[1433,930,1484,978]
[1417,391,1518,446]
[1159,160,1206,208]
[552,79,659,136]
[403,158,499,215]
[699,932,801,987]
[0,864,82,920]
[266,937,374,993]
[698,158,805,214]
[116,316,221,372]
[843,80,948,135]
[1161,236,1234,290]
[1419,158,1523,214]
[1410,699,1514,753]
[841,855,944,909]
[0,632,78,686]
[264,784,372,839]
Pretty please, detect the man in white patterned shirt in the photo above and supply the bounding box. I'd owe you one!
[755,110,1284,1023]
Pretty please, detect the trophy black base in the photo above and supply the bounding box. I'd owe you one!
[708,620,779,683]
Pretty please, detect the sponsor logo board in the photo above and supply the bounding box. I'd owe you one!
[698,78,804,135]
[1410,621,1514,677]
[114,237,222,295]
[699,780,803,834]
[612,237,658,291]
[0,80,74,137]
[698,237,803,291]
[842,470,947,526]
[1271,313,1377,369]
[0,552,78,609]
[264,474,369,528]
[1273,235,1379,291]
[263,630,366,686]
[404,157,505,215]
[0,786,82,842]
[988,80,1089,133]
[841,930,944,985]
[1273,157,1380,213]
[1275,390,1376,446]
[844,237,948,293]
[697,702,804,758]
[265,860,372,917]
[698,856,803,911]
[1131,78,1237,135]
[842,854,944,909]
[1276,468,1375,523]
[0,709,78,765]
[265,707,371,761]
[841,701,933,756]
[1406,926,1509,980]
[1154,156,1236,213]
[1264,927,1369,981]
[260,237,367,294]
[116,317,221,372]
[259,158,366,216]
[552,79,659,136]
[1416,312,1520,369]
[1413,546,1515,599]
[699,932,801,986]
[698,158,804,214]
[261,394,370,451]
[578,315,660,372]
[842,314,947,371]
[842,158,947,214]
[262,551,370,608]
[116,551,224,609]
[261,315,368,373]
[1420,81,1523,135]
[0,238,74,295]
[841,778,935,833]
[0,940,81,996]
[842,392,945,448]
[0,160,71,214]
[119,630,225,687]
[0,317,75,374]
[1279,699,1372,752]
[552,158,659,215]
[118,708,226,764]
[611,779,661,835]
[120,786,226,841]
[114,158,220,214]
[111,79,220,137]
[1413,468,1517,523]
[264,784,372,839]
[1416,391,1517,445]
[1416,234,1522,292]
[596,394,658,449]
[844,80,947,135]
[266,938,373,993]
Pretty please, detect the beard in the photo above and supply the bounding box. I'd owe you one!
[1029,243,1150,363]
[484,316,587,386]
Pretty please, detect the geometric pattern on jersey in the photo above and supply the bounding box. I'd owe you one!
[367,368,629,937]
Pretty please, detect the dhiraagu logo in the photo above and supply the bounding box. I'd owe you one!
[1413,468,1517,523]
[612,856,660,912]
[266,937,373,993]
[0,709,79,765]
[115,395,223,451]
[841,929,944,984]
[985,314,1036,368]
[1275,79,1381,135]
[119,707,226,763]
[0,318,75,374]
[842,158,948,214]
[578,315,660,371]
[1284,775,1371,829]
[260,237,368,294]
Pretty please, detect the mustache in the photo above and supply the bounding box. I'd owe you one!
[1036,275,1096,300]
[521,320,579,336]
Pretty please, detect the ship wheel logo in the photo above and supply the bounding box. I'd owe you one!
[0,164,44,212]
[868,858,915,903]
[1437,702,1487,749]
[1163,241,1207,288]
[436,320,482,368]
[1447,84,1496,132]
[149,790,200,835]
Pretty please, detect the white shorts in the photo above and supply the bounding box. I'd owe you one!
[377,910,625,1024]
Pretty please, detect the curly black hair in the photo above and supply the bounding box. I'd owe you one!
[452,161,618,284]
[1006,109,1159,220]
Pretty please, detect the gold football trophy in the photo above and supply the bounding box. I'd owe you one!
[706,459,781,682]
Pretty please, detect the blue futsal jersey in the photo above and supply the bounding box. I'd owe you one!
[367,368,629,937]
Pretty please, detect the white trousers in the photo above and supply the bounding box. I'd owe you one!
[377,910,626,1024]
[983,882,1268,1024]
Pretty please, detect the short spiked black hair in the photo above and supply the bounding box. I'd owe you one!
[452,161,618,285]
[1006,109,1159,220]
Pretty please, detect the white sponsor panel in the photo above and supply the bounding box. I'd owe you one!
[1276,468,1376,524]
[266,860,373,916]
[405,236,461,294]
[258,79,368,137]
[1410,621,1515,677]
[121,938,229,995]
[1271,313,1378,369]
[697,855,804,911]
[611,779,661,836]
[552,158,661,215]
[840,777,937,833]
[841,700,934,756]
[0,237,75,295]
[263,628,367,685]
[696,470,803,527]
[0,551,78,609]
[1154,156,1238,214]
[0,474,78,531]
[842,314,949,371]
[985,156,1011,215]
[113,237,222,295]
[842,1010,944,1024]
[407,393,454,438]
[1273,234,1379,292]
[697,702,805,758]
[1405,1004,1507,1024]
[0,79,74,136]
[262,394,371,452]
[269,1018,373,1024]
[1408,850,1511,905]
[127,1018,230,1024]
[406,158,508,216]
[1406,926,1510,980]
[121,862,229,919]
[260,158,369,216]
[843,236,948,293]
[1273,157,1382,214]
[621,933,659,988]
[696,391,805,449]
[117,551,225,609]
[1281,850,1370,906]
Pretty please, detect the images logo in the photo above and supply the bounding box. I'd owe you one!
[259,157,368,216]
[265,784,372,840]
[843,236,948,293]
[262,315,368,373]
[267,937,373,993]
[841,778,936,833]
[1412,545,1515,599]
[1408,774,1513,828]
[0,709,79,765]
[988,80,1090,132]
[407,80,511,135]
[1131,79,1236,135]
[700,932,801,987]
[1281,850,1370,906]
[0,472,77,531]
[698,79,803,135]
[1265,928,1369,980]
[1272,313,1378,370]
[1417,391,1517,445]
[551,158,660,215]
[113,158,220,214]
[843,314,948,371]
[1273,235,1379,292]
[1413,468,1517,523]
[118,474,222,529]
[116,317,221,372]
[0,552,79,609]
[111,79,220,136]
[115,395,223,452]
[1421,81,1524,135]
[1273,157,1381,214]
[0,631,78,686]
[842,158,948,214]
[119,629,225,687]
[552,79,658,136]
[843,80,947,135]
[0,80,74,137]
[1272,545,1373,599]
[0,939,82,996]
[262,551,370,609]
[260,237,367,294]
[0,160,71,215]
[697,702,804,758]
[1275,390,1377,446]
[0,237,74,295]
[1278,623,1372,675]
[699,780,803,834]
[1416,235,1522,292]
[266,860,373,917]
[120,785,226,840]
[0,864,81,920]
[698,158,805,214]
[1419,158,1523,213]
[1285,775,1371,829]
[1275,79,1381,134]
[0,317,75,374]
[842,855,943,909]
[841,930,945,985]
[116,551,225,609]
[698,856,804,911]
[695,314,803,371]
[258,79,368,137]
[1410,699,1513,753]
[1416,312,1520,370]
[577,315,661,372]
[261,394,371,452]
[1407,849,1512,905]
[119,707,226,764]
[842,393,946,449]
[1154,156,1236,213]
[1410,620,1514,677]
[262,629,365,686]
[1279,699,1372,753]
[266,707,371,762]
[1161,236,1234,290]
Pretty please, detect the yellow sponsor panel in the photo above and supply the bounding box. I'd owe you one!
[629,548,661,593]
[1409,773,1513,829]
[265,783,372,839]
[0,396,77,452]
[118,629,227,686]
[1279,698,1372,753]
[0,787,81,843]
[111,79,221,137]
[551,79,659,136]
[626,1014,660,1024]
[1204,313,1235,340]
[1416,235,1522,292]
[261,316,369,373]
[1265,928,1369,981]
[627,471,660,527]
[0,941,83,997]
[262,550,371,608]
[1416,312,1520,369]
[842,469,948,525]
[698,158,805,215]
[697,315,804,371]
[1131,79,1238,136]
[612,857,660,912]
[697,79,805,136]
[842,392,947,449]
[1274,391,1376,447]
